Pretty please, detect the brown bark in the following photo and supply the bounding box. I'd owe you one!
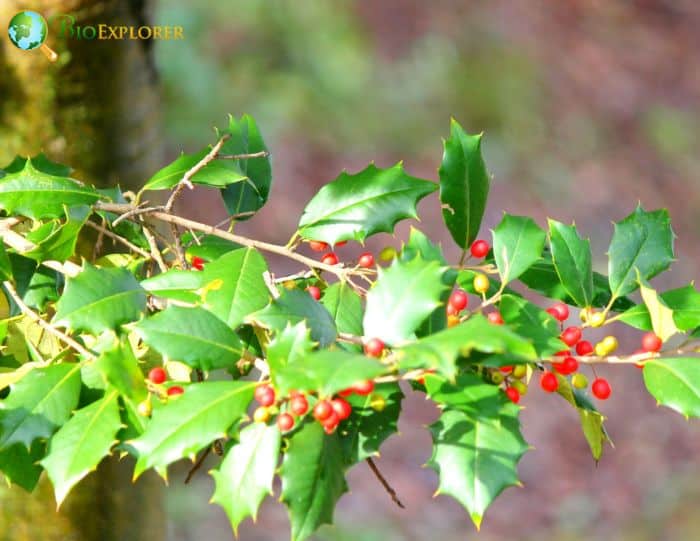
[0,1,165,540]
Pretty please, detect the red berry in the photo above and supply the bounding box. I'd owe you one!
[470,239,490,258]
[277,413,295,431]
[323,424,336,434]
[322,410,340,431]
[448,290,468,311]
[309,240,328,252]
[446,303,459,316]
[575,340,594,356]
[290,395,309,416]
[358,252,375,268]
[364,338,385,357]
[560,326,582,347]
[313,400,333,421]
[331,398,352,420]
[499,365,513,374]
[321,252,339,266]
[353,379,375,396]
[505,387,520,404]
[148,367,167,384]
[641,332,662,353]
[338,388,354,397]
[255,384,276,407]
[540,371,558,393]
[547,303,570,322]
[191,256,205,271]
[167,385,184,396]
[554,356,578,375]
[487,311,504,325]
[591,378,612,400]
[335,241,348,247]
[306,285,321,301]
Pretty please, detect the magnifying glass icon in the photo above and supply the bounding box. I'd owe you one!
[8,10,59,62]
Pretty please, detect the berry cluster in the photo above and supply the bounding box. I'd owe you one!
[136,367,186,416]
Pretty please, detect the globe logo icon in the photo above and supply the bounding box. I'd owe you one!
[7,10,58,61]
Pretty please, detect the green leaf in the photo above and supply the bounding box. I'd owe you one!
[280,421,347,541]
[339,382,402,465]
[23,206,90,262]
[248,288,337,347]
[492,214,546,285]
[134,306,243,371]
[272,350,385,398]
[426,374,528,529]
[183,233,243,260]
[548,220,593,307]
[202,248,269,328]
[141,269,204,304]
[41,391,121,505]
[267,323,316,390]
[1,153,72,177]
[210,422,281,535]
[143,148,248,191]
[320,282,363,337]
[94,338,148,404]
[0,363,81,450]
[53,264,147,335]
[438,119,490,249]
[0,244,12,282]
[499,294,564,357]
[130,381,256,478]
[297,163,436,245]
[618,284,700,333]
[0,158,100,219]
[397,315,536,380]
[637,273,679,342]
[363,255,448,345]
[0,441,45,491]
[219,114,272,219]
[643,358,700,418]
[21,267,60,311]
[608,206,675,300]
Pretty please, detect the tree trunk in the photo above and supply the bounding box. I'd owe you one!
[0,1,165,540]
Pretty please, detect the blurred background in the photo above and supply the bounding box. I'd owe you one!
[4,0,700,540]
[153,1,700,540]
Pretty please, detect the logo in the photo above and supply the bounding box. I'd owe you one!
[7,10,58,62]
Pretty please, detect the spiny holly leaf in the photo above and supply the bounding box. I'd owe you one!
[134,306,243,371]
[280,421,347,541]
[21,267,60,311]
[272,350,385,398]
[297,163,436,245]
[555,374,611,461]
[397,315,536,380]
[643,358,700,418]
[141,269,204,304]
[499,294,564,357]
[439,119,490,249]
[143,149,248,191]
[363,255,448,345]
[41,391,121,506]
[608,206,675,300]
[210,422,281,535]
[637,273,679,342]
[202,248,269,328]
[0,441,45,491]
[618,284,700,333]
[0,363,81,450]
[23,205,90,263]
[267,323,316,391]
[53,263,147,335]
[131,381,256,478]
[0,158,100,219]
[321,282,363,337]
[248,288,337,347]
[339,382,403,465]
[548,219,593,307]
[183,233,243,261]
[94,338,148,404]
[492,214,546,285]
[426,374,528,529]
[220,114,272,219]
[2,154,72,177]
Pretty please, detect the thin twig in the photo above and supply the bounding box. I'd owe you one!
[366,457,405,509]
[274,270,316,283]
[263,271,281,299]
[184,446,212,484]
[2,281,95,360]
[142,225,167,272]
[217,150,269,160]
[112,205,163,227]
[92,216,106,261]
[169,223,187,268]
[165,134,231,212]
[338,332,364,345]
[85,220,152,259]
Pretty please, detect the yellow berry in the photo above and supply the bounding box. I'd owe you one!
[601,335,618,354]
[572,373,588,389]
[473,273,490,294]
[379,246,397,261]
[283,280,297,290]
[512,365,527,379]
[590,312,606,327]
[491,371,505,385]
[511,380,527,396]
[253,406,270,423]
[447,314,460,327]
[137,399,152,417]
[369,394,386,412]
[594,342,608,357]
[579,308,590,323]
